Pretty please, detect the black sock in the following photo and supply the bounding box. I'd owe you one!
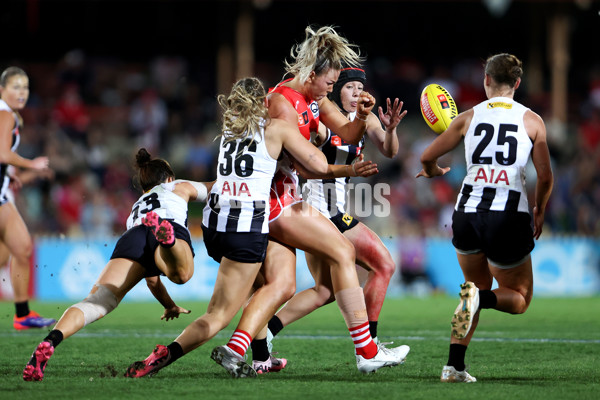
[447,343,467,371]
[479,290,497,309]
[167,342,184,364]
[268,316,284,337]
[15,301,30,318]
[369,321,378,340]
[251,338,270,362]
[44,330,64,348]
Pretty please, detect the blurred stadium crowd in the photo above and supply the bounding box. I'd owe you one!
[12,49,600,239]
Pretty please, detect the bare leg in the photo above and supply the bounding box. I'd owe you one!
[23,259,146,382]
[54,259,147,339]
[0,203,34,303]
[236,241,296,338]
[451,252,533,347]
[345,222,396,322]
[144,211,194,284]
[154,239,194,284]
[235,202,357,341]
[489,258,533,314]
[275,251,333,326]
[0,241,10,267]
[275,221,395,328]
[174,257,262,353]
[450,252,492,346]
[443,251,534,383]
[270,203,357,292]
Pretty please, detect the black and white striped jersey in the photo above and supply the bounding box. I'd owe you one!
[305,112,364,218]
[0,99,20,206]
[127,180,191,230]
[203,124,277,233]
[456,97,532,213]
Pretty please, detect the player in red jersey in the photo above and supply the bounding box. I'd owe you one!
[264,66,408,360]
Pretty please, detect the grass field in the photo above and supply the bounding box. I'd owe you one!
[1,296,599,400]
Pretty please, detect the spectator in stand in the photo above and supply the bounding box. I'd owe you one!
[129,88,168,154]
[51,83,90,145]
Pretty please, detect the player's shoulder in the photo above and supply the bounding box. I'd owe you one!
[454,108,475,131]
[0,99,10,112]
[523,108,543,123]
[266,117,296,134]
[523,108,546,141]
[268,94,297,122]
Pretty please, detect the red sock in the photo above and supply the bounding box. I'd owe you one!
[349,321,378,359]
[226,329,252,357]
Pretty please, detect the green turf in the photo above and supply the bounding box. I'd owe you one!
[1,296,599,399]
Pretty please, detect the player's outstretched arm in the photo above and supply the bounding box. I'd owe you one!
[367,98,406,158]
[416,110,471,178]
[145,276,191,321]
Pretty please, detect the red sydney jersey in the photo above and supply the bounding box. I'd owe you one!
[269,81,320,140]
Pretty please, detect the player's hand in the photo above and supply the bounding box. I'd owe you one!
[351,154,378,177]
[532,206,545,240]
[30,156,49,170]
[378,98,407,130]
[357,91,376,117]
[161,305,191,321]
[8,173,22,190]
[415,165,450,178]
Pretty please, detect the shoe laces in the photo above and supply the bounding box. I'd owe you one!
[377,346,396,357]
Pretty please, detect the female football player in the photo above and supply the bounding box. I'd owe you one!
[23,147,208,381]
[416,53,553,382]
[0,67,56,331]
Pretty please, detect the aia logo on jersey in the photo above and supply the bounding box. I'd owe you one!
[331,135,342,146]
[474,167,510,186]
[437,94,450,109]
[309,101,319,118]
[298,111,309,126]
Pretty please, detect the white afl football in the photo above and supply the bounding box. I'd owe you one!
[420,84,458,134]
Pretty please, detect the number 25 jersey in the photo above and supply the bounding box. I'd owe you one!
[457,97,533,214]
[203,124,277,233]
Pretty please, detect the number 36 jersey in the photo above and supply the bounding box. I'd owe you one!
[457,97,533,214]
[126,180,190,230]
[203,124,277,233]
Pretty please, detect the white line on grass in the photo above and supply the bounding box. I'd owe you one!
[4,330,599,344]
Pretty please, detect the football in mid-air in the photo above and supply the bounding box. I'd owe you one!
[419,84,458,134]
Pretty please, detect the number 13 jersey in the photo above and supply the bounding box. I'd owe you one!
[126,181,190,230]
[457,97,533,214]
[203,123,277,233]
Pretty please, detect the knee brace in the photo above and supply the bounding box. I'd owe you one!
[70,284,119,326]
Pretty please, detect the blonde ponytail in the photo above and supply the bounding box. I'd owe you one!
[217,77,269,144]
[285,25,364,83]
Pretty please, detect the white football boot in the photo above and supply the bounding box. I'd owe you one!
[451,281,480,339]
[356,344,410,374]
[210,345,257,378]
[440,365,477,383]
